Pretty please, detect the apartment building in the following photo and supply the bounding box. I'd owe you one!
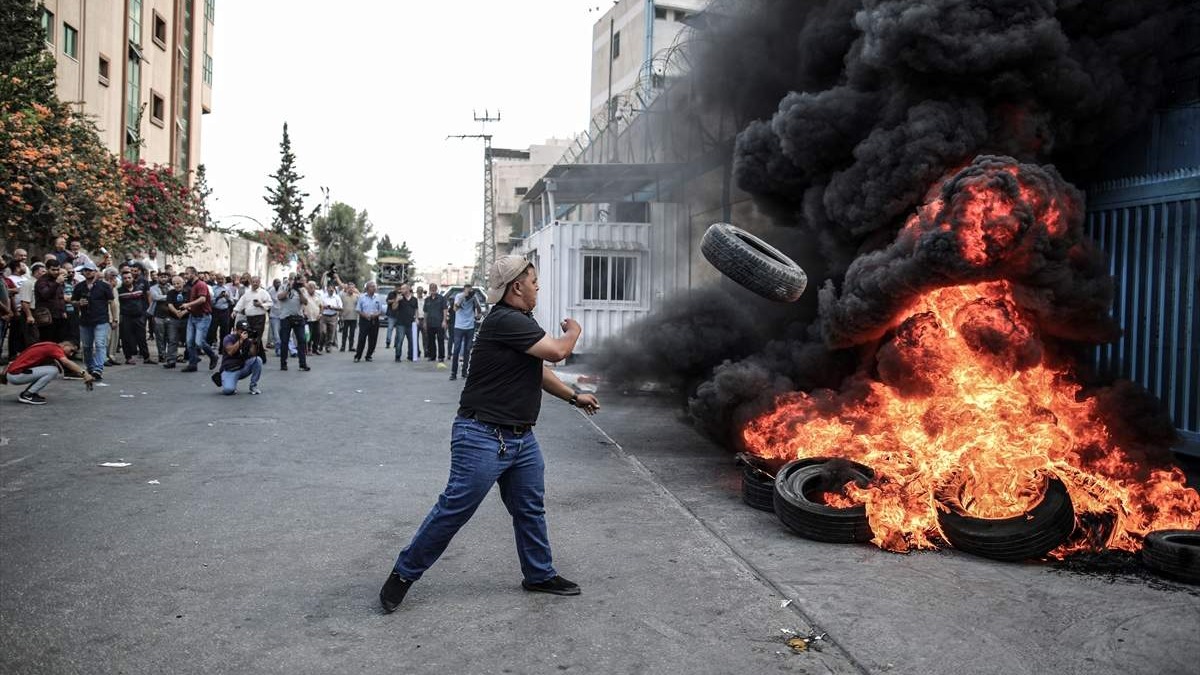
[590,0,708,121]
[37,0,214,178]
[492,138,573,256]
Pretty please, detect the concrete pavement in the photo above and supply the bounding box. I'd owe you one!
[590,391,1200,675]
[1,352,857,674]
[3,352,1197,674]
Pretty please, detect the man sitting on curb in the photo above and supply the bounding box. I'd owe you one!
[212,319,262,395]
[1,339,93,405]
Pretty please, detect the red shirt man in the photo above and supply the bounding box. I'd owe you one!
[3,340,92,405]
[183,268,212,316]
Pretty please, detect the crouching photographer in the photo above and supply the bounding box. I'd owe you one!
[213,319,262,395]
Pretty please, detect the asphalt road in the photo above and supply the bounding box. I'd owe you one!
[1,350,1197,674]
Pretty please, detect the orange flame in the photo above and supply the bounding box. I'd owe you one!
[744,158,1198,556]
[744,281,1200,555]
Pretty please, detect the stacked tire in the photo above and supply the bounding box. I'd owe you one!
[772,458,874,544]
[934,473,1076,562]
[1142,530,1200,584]
[741,463,776,512]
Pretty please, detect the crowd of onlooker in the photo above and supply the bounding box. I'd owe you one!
[1,238,487,404]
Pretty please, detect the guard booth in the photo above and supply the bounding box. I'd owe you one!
[515,163,698,356]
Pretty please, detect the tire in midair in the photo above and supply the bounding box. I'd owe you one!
[1141,529,1200,584]
[741,463,776,512]
[701,223,808,303]
[935,473,1075,562]
[773,458,874,543]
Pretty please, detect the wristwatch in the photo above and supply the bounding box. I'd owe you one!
[568,394,578,407]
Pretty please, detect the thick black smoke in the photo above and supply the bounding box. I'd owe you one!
[599,0,1193,447]
[733,0,1192,263]
[818,156,1118,348]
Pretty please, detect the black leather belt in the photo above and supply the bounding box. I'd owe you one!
[466,415,531,436]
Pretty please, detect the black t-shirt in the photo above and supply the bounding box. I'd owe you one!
[71,280,114,326]
[393,295,418,324]
[457,303,547,426]
[163,287,188,318]
[424,293,448,325]
[119,278,148,316]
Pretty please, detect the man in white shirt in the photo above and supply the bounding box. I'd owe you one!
[232,276,273,355]
[317,281,343,353]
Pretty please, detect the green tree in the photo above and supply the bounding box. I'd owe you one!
[263,122,309,246]
[313,202,377,285]
[0,1,57,107]
[192,163,213,229]
[0,2,124,250]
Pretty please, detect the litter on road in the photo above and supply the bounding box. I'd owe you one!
[147,480,160,485]
[98,462,131,468]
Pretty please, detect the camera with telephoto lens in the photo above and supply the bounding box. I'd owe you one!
[235,319,259,339]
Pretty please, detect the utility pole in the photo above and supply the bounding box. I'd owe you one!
[448,110,501,286]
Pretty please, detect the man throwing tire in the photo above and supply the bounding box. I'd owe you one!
[380,255,600,612]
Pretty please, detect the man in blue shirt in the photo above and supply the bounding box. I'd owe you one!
[354,281,385,362]
[449,283,481,381]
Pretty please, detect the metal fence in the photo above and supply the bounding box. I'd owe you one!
[1085,170,1200,440]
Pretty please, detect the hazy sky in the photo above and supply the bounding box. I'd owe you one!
[201,1,603,269]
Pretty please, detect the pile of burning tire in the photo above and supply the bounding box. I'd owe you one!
[740,456,1200,584]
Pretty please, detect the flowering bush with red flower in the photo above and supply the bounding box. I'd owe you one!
[120,159,202,255]
[0,98,124,249]
[244,229,302,265]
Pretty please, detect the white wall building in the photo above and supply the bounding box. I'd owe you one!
[589,0,708,121]
[518,203,698,355]
[493,138,574,257]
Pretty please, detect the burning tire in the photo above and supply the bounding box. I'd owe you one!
[741,463,776,512]
[773,458,874,543]
[1141,529,1200,584]
[701,223,807,302]
[935,473,1075,562]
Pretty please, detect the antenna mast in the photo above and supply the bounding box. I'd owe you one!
[447,110,501,285]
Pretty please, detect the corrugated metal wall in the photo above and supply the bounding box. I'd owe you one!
[1085,172,1200,438]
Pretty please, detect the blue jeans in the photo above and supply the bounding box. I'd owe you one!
[393,417,556,584]
[394,320,417,360]
[451,327,474,376]
[220,356,262,394]
[79,322,111,373]
[186,315,217,366]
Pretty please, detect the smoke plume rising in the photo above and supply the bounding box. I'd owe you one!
[599,0,1195,447]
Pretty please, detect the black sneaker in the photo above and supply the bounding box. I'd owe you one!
[18,391,47,405]
[379,572,412,613]
[365,356,373,362]
[280,363,288,371]
[522,575,580,596]
[162,362,175,369]
[208,354,219,370]
[181,365,198,373]
[449,373,457,381]
[299,365,310,371]
[211,371,222,387]
[89,371,103,381]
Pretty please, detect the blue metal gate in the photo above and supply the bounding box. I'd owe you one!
[1085,170,1200,443]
